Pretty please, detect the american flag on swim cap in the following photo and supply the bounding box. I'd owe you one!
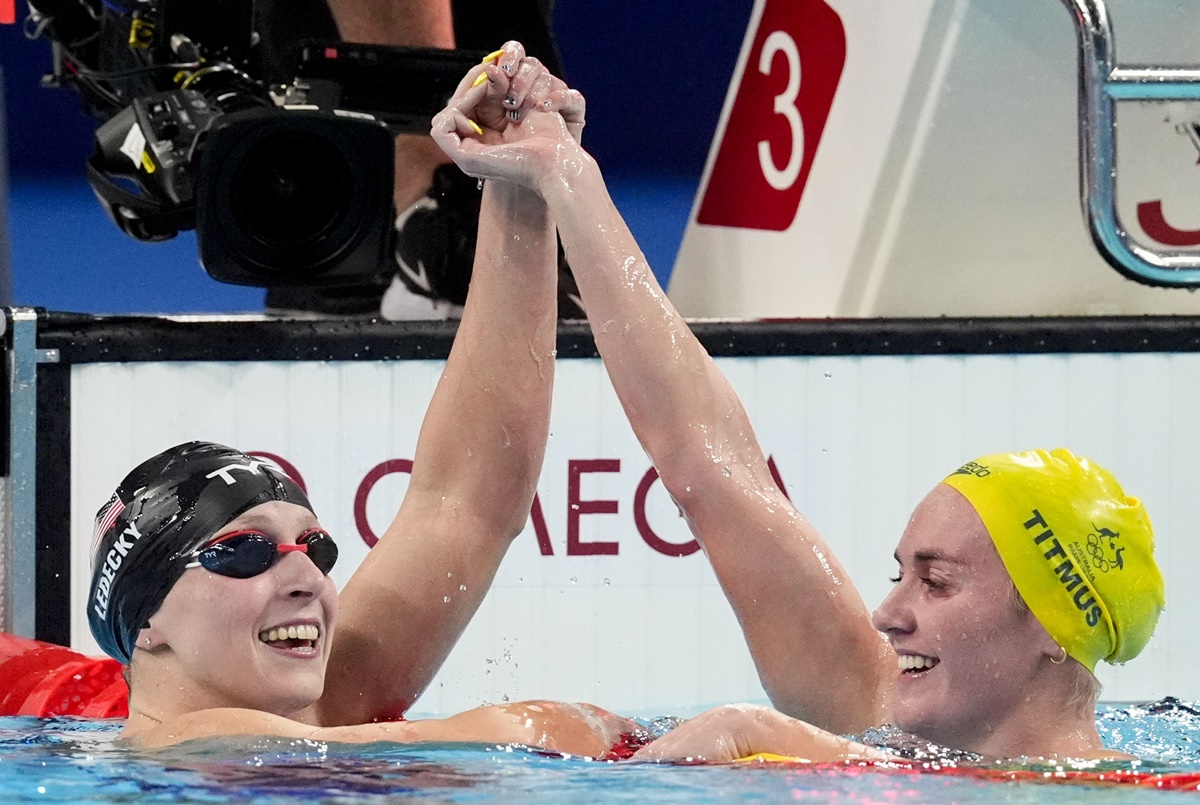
[91,493,125,569]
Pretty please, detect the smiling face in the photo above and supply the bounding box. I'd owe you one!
[871,485,1058,750]
[138,500,339,717]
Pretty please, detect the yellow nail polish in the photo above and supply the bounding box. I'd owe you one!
[471,72,489,88]
[482,48,505,64]
[469,119,483,136]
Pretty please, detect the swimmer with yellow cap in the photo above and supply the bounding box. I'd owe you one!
[628,448,1163,763]
[431,44,1166,763]
[941,448,1163,676]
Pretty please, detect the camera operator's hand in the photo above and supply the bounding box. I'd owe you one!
[432,43,589,197]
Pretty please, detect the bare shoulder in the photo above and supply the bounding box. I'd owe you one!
[123,708,429,750]
[122,708,320,749]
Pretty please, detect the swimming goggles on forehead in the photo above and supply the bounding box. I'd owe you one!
[184,529,339,578]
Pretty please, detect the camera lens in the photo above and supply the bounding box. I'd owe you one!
[231,132,353,246]
[197,109,393,286]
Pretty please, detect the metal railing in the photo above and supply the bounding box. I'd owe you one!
[1062,0,1200,285]
[2,309,58,637]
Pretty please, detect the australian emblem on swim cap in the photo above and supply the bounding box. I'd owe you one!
[88,441,314,663]
[943,448,1164,672]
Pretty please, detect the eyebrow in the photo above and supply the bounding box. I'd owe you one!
[893,549,965,565]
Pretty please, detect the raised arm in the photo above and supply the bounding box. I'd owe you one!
[546,162,892,734]
[434,68,893,733]
[317,47,562,724]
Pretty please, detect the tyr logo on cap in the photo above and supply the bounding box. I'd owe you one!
[205,457,291,486]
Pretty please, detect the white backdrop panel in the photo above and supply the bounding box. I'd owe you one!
[70,354,1198,715]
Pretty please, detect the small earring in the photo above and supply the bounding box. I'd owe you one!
[1050,645,1067,665]
[144,637,152,646]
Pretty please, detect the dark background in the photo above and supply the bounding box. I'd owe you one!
[0,1,754,313]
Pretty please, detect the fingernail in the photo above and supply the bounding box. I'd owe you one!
[508,109,520,121]
[469,119,484,136]
[471,72,489,88]
[482,48,505,64]
[504,95,517,107]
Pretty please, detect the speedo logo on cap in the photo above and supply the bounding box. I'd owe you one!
[1024,509,1104,628]
[953,461,990,478]
[91,521,143,621]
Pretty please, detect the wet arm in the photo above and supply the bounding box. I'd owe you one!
[542,163,892,733]
[132,700,629,757]
[632,704,888,764]
[321,180,558,724]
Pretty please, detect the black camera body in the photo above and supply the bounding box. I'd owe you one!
[28,0,479,288]
[89,87,395,286]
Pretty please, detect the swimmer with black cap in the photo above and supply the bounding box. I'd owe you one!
[88,45,636,754]
[430,51,1165,763]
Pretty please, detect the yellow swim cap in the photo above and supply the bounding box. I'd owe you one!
[941,449,1163,673]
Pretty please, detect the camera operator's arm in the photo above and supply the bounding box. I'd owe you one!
[315,47,564,724]
[323,0,453,47]
[322,0,455,215]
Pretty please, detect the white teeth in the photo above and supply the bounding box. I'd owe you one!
[259,624,319,644]
[899,654,938,671]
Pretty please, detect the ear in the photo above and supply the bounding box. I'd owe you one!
[135,621,167,652]
[1027,617,1063,661]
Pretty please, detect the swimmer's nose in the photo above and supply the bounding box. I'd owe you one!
[275,547,325,599]
[871,582,915,636]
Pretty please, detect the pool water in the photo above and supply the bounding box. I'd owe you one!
[3,700,1200,803]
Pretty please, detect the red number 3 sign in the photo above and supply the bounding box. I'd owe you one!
[1,0,16,26]
[697,0,846,232]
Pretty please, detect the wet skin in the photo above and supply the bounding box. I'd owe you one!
[872,485,1059,750]
[134,501,338,722]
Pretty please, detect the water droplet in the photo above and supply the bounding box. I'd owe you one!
[569,576,578,584]
[603,578,611,586]
[722,465,731,477]
[824,371,832,378]
[459,584,467,591]
[443,596,451,603]
[477,177,485,190]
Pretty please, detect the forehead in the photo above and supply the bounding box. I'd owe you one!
[894,484,998,568]
[218,501,320,537]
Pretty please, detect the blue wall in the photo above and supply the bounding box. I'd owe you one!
[0,1,752,313]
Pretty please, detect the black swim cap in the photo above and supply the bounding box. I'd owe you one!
[87,441,314,663]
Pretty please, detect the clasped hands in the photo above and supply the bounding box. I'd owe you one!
[431,41,590,196]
